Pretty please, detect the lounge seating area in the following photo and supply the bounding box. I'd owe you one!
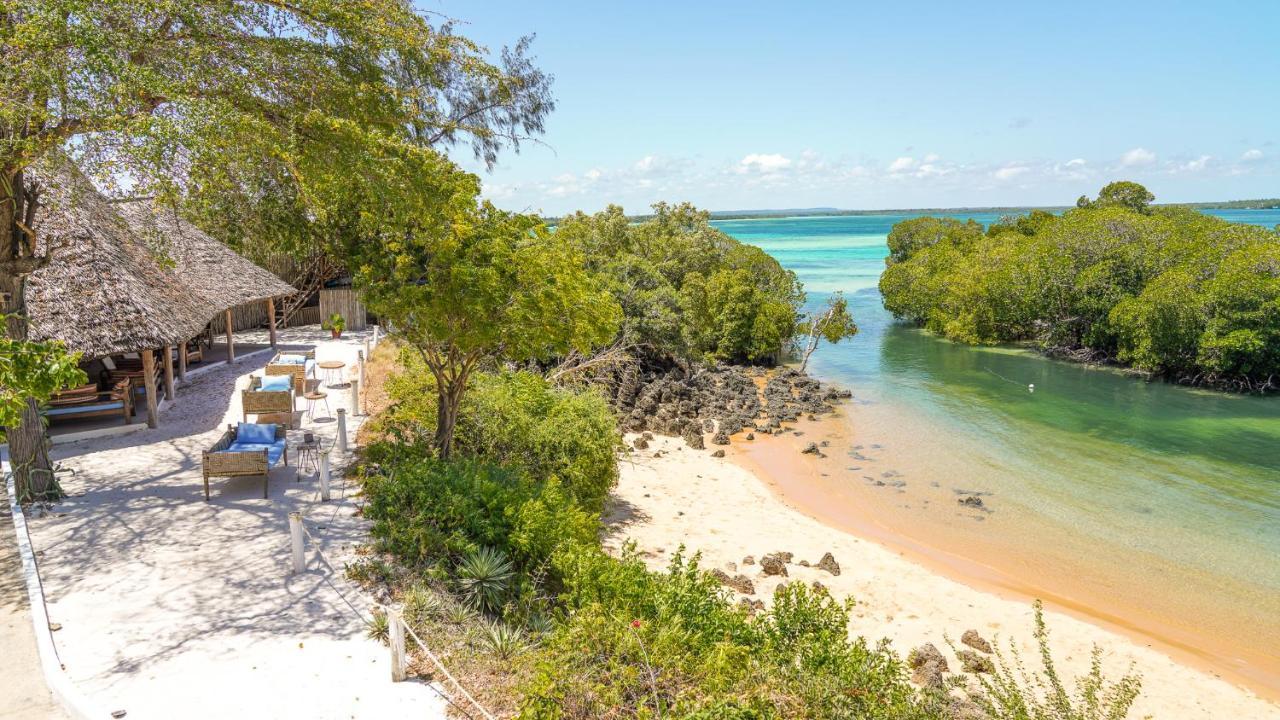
[266,349,316,394]
[44,379,134,426]
[242,374,296,425]
[202,422,289,500]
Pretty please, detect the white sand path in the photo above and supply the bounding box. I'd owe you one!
[27,327,447,719]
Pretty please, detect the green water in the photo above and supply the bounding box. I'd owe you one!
[713,210,1280,604]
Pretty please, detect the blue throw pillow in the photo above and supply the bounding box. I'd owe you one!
[279,354,307,365]
[258,375,292,392]
[236,423,277,445]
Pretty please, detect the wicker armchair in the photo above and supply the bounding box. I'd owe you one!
[45,379,133,425]
[242,376,295,425]
[201,423,288,500]
[266,349,315,394]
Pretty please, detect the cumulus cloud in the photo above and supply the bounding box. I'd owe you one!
[1242,148,1264,162]
[887,156,916,173]
[738,153,792,173]
[993,164,1030,181]
[1120,147,1157,168]
[1172,155,1212,173]
[1065,158,1086,167]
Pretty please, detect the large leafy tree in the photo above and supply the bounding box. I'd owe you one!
[0,1,553,495]
[342,155,622,457]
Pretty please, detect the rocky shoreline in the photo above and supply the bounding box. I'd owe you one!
[603,362,852,450]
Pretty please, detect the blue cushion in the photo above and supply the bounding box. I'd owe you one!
[45,402,124,416]
[236,423,277,445]
[222,441,286,467]
[278,354,307,365]
[257,376,292,392]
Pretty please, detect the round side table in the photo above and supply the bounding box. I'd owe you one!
[304,390,330,420]
[317,360,346,387]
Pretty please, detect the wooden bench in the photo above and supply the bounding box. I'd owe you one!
[242,375,295,425]
[44,380,133,425]
[266,349,315,394]
[104,356,163,399]
[202,423,288,500]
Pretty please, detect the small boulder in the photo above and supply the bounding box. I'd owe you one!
[632,437,649,450]
[957,649,995,674]
[798,560,810,567]
[810,580,827,594]
[961,629,993,654]
[907,643,948,672]
[745,432,755,440]
[641,431,654,440]
[711,449,725,458]
[958,495,985,509]
[711,431,730,445]
[816,552,841,576]
[742,555,756,565]
[760,554,788,577]
[801,442,820,455]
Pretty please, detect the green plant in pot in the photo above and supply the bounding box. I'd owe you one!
[323,313,346,339]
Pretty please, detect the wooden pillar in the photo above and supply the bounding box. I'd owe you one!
[225,309,235,363]
[266,297,278,348]
[162,344,175,400]
[141,349,159,429]
[178,341,188,380]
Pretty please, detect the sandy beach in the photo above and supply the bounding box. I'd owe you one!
[604,427,1280,720]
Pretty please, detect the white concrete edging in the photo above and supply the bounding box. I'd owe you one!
[3,450,99,720]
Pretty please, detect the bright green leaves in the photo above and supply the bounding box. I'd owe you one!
[0,320,85,429]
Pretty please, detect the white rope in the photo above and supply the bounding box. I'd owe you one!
[398,610,498,720]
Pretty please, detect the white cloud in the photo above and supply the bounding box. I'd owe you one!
[887,156,916,173]
[923,153,940,163]
[739,153,792,173]
[1120,147,1157,168]
[993,164,1030,181]
[1172,155,1212,173]
[1065,158,1087,168]
[1242,148,1264,162]
[585,168,602,181]
[634,155,657,172]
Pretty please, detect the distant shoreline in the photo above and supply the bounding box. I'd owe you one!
[544,200,1280,224]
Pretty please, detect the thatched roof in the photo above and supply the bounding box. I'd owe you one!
[25,159,214,359]
[115,200,295,309]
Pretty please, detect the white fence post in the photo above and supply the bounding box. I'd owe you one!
[349,379,361,417]
[289,512,305,573]
[388,607,406,682]
[336,408,348,453]
[319,452,331,502]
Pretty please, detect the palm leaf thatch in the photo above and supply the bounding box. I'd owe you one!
[114,199,295,309]
[25,158,212,359]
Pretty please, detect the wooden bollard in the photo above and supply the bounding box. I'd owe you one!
[319,452,331,502]
[336,408,348,453]
[289,512,305,573]
[388,607,406,682]
[349,379,360,417]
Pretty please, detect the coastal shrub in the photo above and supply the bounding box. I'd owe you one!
[554,202,805,363]
[966,602,1142,720]
[457,546,517,614]
[366,357,620,512]
[879,182,1280,388]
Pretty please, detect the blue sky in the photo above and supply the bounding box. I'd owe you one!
[425,1,1280,215]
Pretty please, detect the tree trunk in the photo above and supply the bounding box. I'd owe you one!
[434,383,458,459]
[1,168,55,501]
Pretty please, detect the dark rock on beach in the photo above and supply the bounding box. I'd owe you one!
[961,629,993,654]
[958,495,985,509]
[957,649,995,674]
[816,552,841,576]
[711,449,725,458]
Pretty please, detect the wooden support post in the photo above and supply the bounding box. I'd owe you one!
[266,296,278,348]
[349,379,360,418]
[162,344,175,400]
[141,349,159,429]
[319,453,331,502]
[178,341,188,381]
[388,607,406,682]
[225,309,235,363]
[289,512,305,574]
[336,408,348,453]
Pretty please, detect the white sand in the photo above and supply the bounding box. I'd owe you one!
[605,434,1280,720]
[27,327,447,720]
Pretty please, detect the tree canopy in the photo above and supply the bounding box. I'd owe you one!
[879,182,1280,390]
[554,202,805,364]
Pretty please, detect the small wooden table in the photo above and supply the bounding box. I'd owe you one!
[303,390,330,420]
[317,360,346,387]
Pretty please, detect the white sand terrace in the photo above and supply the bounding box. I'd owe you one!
[26,327,447,719]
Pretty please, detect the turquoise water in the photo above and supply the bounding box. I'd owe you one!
[713,209,1280,676]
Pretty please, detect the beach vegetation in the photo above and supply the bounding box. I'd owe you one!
[880,182,1280,390]
[553,202,805,363]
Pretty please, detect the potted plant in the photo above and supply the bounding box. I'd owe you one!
[323,312,346,339]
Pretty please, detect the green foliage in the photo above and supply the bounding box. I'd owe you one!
[0,323,85,429]
[482,621,531,660]
[554,202,804,363]
[352,197,621,457]
[879,183,1280,387]
[797,292,859,371]
[366,611,391,646]
[322,313,346,333]
[457,546,516,614]
[967,602,1142,720]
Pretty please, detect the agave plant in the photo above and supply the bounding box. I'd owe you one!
[481,620,528,660]
[456,546,514,614]
[366,610,390,645]
[402,583,444,626]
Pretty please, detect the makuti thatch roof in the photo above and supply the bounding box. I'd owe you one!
[25,159,213,359]
[115,199,295,310]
